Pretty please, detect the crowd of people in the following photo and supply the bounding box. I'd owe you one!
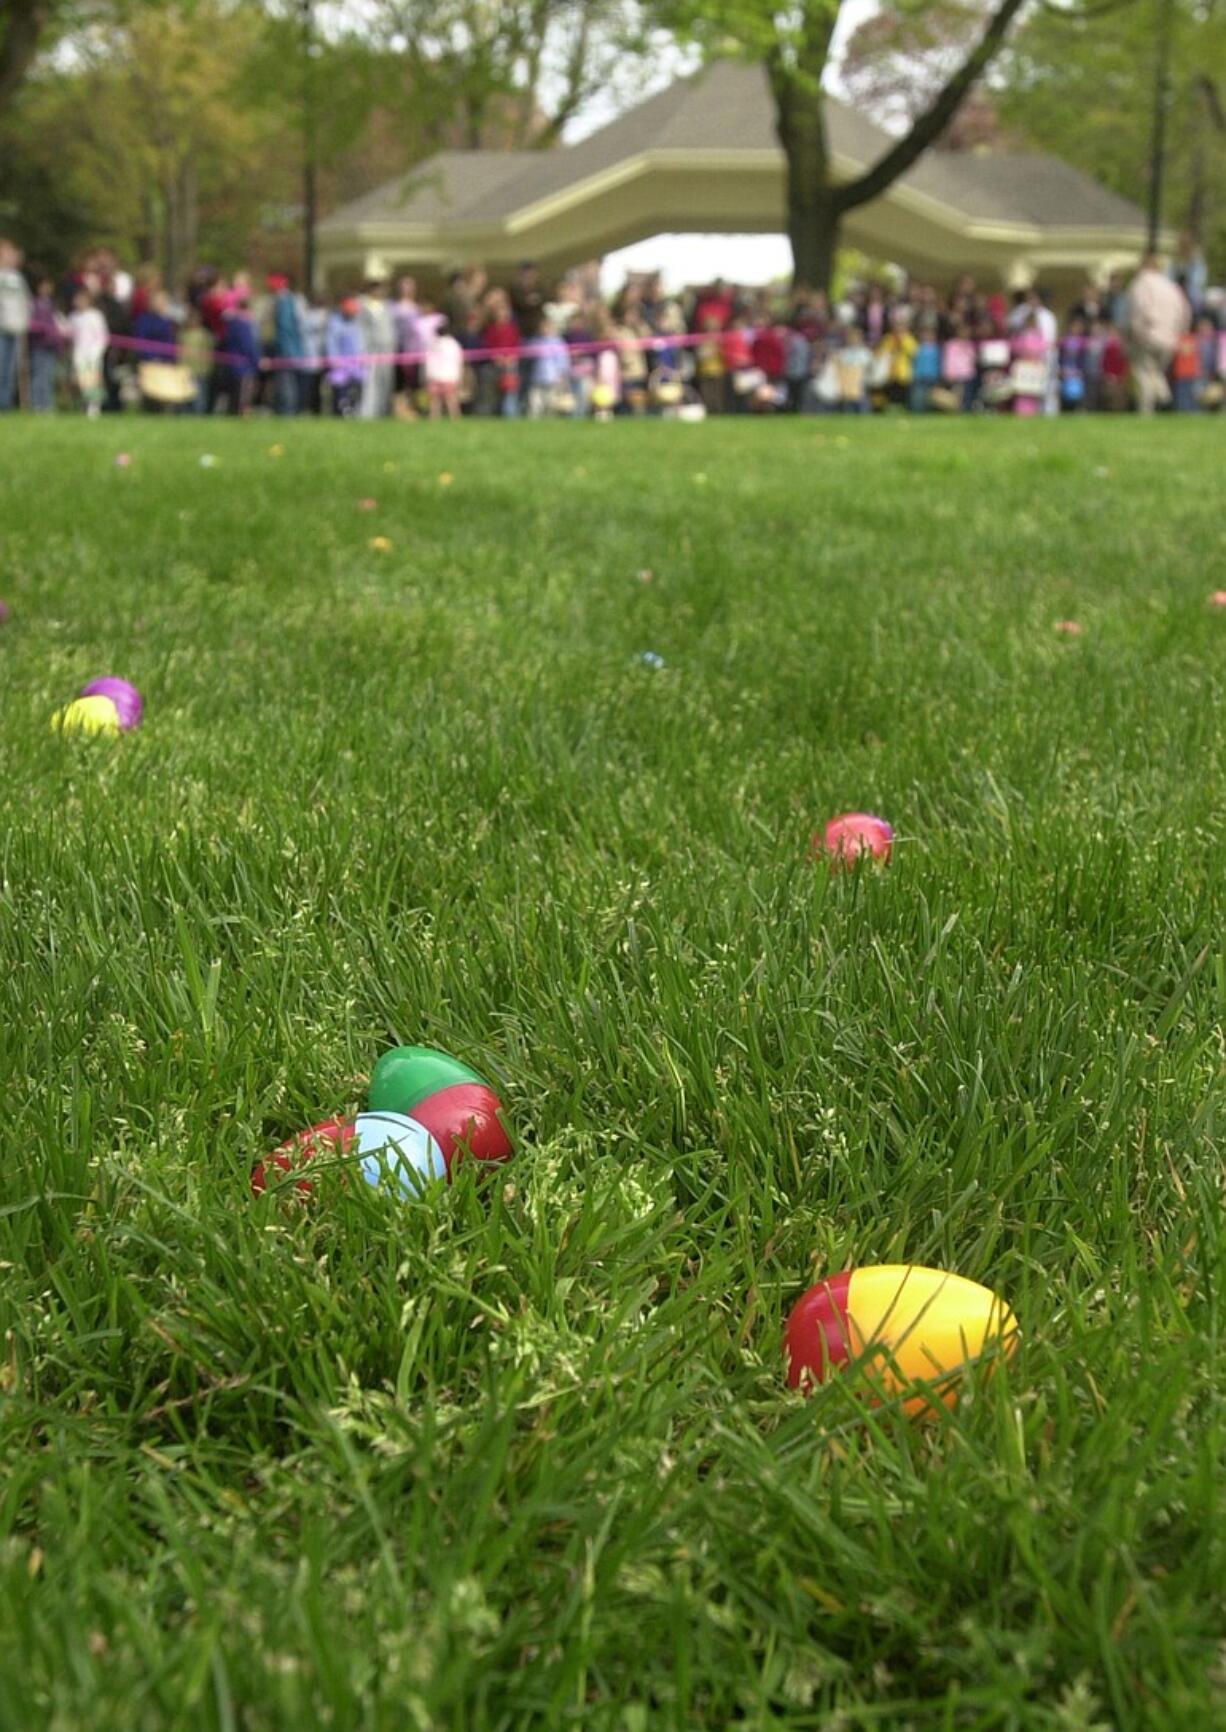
[0,238,1219,420]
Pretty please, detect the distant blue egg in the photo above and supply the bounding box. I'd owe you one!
[352,1111,445,1197]
[638,651,666,669]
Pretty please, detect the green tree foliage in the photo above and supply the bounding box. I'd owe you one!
[0,2,287,277]
[338,0,642,150]
[997,0,1226,266]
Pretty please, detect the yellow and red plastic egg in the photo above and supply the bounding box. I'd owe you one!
[785,1264,1018,1414]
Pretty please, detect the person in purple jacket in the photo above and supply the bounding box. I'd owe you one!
[216,298,261,415]
[132,290,181,412]
[325,296,364,416]
[27,277,66,412]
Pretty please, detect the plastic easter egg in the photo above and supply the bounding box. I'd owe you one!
[251,1117,355,1197]
[785,1265,1018,1413]
[368,1046,488,1118]
[406,1081,512,1171]
[813,812,893,868]
[352,1111,445,1196]
[80,676,143,731]
[52,694,121,736]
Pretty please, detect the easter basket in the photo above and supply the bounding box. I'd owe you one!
[138,361,197,405]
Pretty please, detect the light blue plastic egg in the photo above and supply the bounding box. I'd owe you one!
[352,1111,446,1198]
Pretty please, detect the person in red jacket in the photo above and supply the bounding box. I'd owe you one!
[480,288,521,417]
[751,321,787,384]
[720,314,754,412]
[1100,324,1130,412]
[693,278,734,332]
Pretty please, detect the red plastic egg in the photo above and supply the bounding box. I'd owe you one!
[406,1081,512,1173]
[812,812,894,868]
[251,1118,355,1197]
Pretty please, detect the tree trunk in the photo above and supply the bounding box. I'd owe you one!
[0,0,49,115]
[784,139,840,294]
[771,59,838,294]
[167,156,197,290]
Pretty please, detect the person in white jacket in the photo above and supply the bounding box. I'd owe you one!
[1127,253,1191,415]
[0,237,33,411]
[69,289,110,417]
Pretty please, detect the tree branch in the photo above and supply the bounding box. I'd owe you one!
[833,0,1029,216]
[0,0,50,113]
[1195,71,1225,132]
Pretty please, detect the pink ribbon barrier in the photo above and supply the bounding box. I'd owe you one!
[105,328,731,371]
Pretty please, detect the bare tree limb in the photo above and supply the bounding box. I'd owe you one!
[833,0,1030,215]
[1195,71,1225,132]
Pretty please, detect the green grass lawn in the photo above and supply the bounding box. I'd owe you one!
[1,415,1223,1731]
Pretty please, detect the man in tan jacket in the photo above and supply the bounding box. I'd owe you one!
[1126,253,1190,414]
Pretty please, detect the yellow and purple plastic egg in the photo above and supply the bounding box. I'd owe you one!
[785,1264,1018,1414]
[52,677,143,737]
[52,694,123,736]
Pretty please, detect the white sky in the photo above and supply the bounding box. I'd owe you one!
[585,2,879,292]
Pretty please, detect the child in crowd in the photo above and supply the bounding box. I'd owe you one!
[1082,320,1106,412]
[526,316,572,416]
[875,311,916,408]
[481,289,521,418]
[941,323,977,411]
[1195,314,1219,403]
[424,316,463,419]
[326,297,364,416]
[1171,327,1201,412]
[835,326,872,413]
[695,317,725,416]
[1101,323,1130,410]
[784,323,812,412]
[218,299,261,415]
[592,320,621,420]
[27,277,65,411]
[910,319,941,413]
[1011,312,1047,416]
[721,314,754,412]
[1059,316,1088,411]
[976,319,1011,409]
[70,288,108,416]
[181,308,213,414]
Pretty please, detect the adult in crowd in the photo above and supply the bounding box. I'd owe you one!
[358,281,395,418]
[270,274,307,416]
[0,238,33,410]
[511,260,547,399]
[391,275,420,414]
[1126,253,1190,414]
